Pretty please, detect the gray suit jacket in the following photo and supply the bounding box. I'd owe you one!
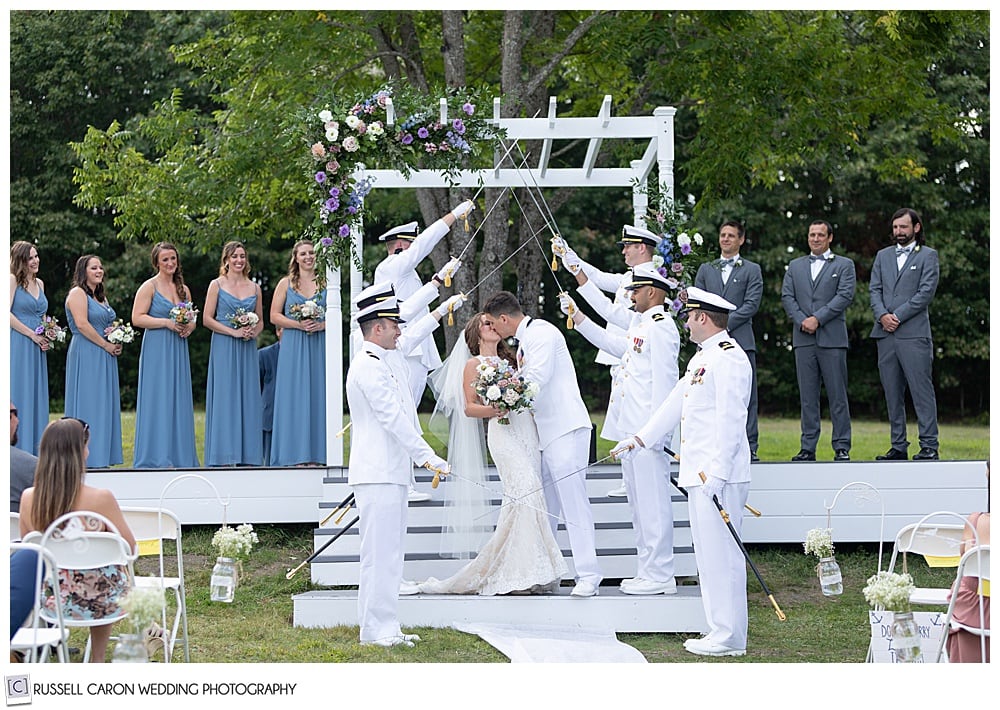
[869,244,939,339]
[780,254,856,348]
[694,258,763,352]
[10,446,37,513]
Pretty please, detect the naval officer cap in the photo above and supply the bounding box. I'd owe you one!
[353,282,396,310]
[617,224,662,249]
[354,296,405,325]
[378,221,419,242]
[624,262,672,292]
[682,286,736,314]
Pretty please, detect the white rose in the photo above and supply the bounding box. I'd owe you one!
[485,385,502,401]
[368,122,384,137]
[525,382,539,398]
[693,232,704,246]
[342,136,359,152]
[318,109,333,123]
[482,366,496,378]
[345,115,361,129]
[503,389,520,406]
[325,121,339,142]
[677,232,691,247]
[651,255,664,268]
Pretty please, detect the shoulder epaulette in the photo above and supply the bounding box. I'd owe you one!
[366,351,380,360]
[719,341,735,351]
[651,313,665,322]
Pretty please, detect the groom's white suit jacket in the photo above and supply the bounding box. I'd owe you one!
[515,316,591,450]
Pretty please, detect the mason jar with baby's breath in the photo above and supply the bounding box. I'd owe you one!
[803,528,842,596]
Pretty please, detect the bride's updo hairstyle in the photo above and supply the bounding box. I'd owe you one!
[463,312,516,368]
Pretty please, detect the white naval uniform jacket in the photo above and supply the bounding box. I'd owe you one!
[515,316,591,450]
[635,330,751,488]
[346,341,436,486]
[574,305,680,443]
[577,262,634,365]
[373,218,452,371]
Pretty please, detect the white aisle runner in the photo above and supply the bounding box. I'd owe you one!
[454,622,647,663]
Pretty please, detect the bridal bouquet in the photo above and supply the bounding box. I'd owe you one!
[104,319,136,345]
[289,299,324,322]
[211,523,259,561]
[35,315,68,347]
[227,308,260,329]
[169,301,199,325]
[473,359,539,425]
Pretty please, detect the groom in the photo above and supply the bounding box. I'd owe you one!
[484,291,602,596]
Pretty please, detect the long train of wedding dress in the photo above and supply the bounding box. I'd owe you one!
[418,408,568,595]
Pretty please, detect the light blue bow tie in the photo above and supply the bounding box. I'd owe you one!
[718,258,735,267]
[809,254,827,262]
[895,246,913,257]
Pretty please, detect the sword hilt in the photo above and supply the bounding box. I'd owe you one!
[769,594,787,621]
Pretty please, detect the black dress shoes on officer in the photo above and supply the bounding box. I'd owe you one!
[875,448,908,461]
[833,449,850,461]
[791,450,816,462]
[750,451,760,462]
[912,447,940,461]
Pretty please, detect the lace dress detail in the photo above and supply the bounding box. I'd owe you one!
[419,359,567,595]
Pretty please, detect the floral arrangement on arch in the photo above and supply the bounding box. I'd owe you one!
[302,82,504,275]
[634,184,704,313]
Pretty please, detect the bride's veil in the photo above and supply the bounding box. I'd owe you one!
[427,336,493,559]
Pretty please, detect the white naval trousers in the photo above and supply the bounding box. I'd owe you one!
[622,447,675,582]
[540,426,602,585]
[404,355,429,489]
[688,481,750,650]
[354,482,408,643]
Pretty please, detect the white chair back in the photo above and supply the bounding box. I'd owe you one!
[9,541,69,662]
[11,511,21,542]
[935,545,990,662]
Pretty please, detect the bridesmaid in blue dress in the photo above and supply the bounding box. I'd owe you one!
[268,240,327,466]
[203,241,265,466]
[9,241,50,456]
[64,255,123,468]
[131,242,199,469]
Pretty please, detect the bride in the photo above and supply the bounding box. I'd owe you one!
[418,312,567,595]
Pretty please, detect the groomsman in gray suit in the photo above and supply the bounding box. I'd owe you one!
[694,221,763,461]
[869,207,940,460]
[780,221,856,462]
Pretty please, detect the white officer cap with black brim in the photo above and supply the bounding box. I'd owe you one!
[624,262,672,292]
[616,224,662,248]
[682,286,736,314]
[378,221,419,242]
[353,282,396,311]
[355,296,405,325]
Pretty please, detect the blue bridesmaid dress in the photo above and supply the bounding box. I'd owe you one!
[133,290,199,469]
[269,287,326,466]
[10,285,49,456]
[204,288,263,466]
[64,296,123,468]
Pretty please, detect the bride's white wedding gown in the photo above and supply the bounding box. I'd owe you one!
[418,403,568,596]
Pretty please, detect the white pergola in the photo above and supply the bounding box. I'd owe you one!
[324,95,676,465]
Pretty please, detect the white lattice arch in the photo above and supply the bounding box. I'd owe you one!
[324,95,676,464]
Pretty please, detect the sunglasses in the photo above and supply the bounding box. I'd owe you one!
[10,408,17,417]
[59,416,90,433]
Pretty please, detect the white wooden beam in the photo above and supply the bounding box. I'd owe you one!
[384,97,395,127]
[365,167,637,189]
[538,96,557,178]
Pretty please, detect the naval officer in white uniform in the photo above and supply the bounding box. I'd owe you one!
[484,290,602,597]
[614,286,752,657]
[560,262,680,596]
[346,296,450,648]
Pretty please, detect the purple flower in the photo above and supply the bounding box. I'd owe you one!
[671,299,683,312]
[401,133,413,145]
[338,224,351,237]
[347,206,357,214]
[314,171,326,184]
[329,187,340,197]
[680,243,691,255]
[417,127,429,139]
[325,197,339,211]
[671,262,684,274]
[452,118,466,135]
[462,102,474,115]
[320,237,334,247]
[657,266,669,278]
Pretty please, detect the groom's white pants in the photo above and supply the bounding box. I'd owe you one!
[540,426,602,585]
[354,482,407,643]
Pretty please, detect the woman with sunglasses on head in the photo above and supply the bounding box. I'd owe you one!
[9,240,50,456]
[202,241,265,466]
[64,255,123,468]
[19,418,136,662]
[131,242,199,468]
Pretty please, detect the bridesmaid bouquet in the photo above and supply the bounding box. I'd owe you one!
[169,301,199,325]
[290,299,324,322]
[104,320,136,345]
[35,315,68,347]
[473,359,539,425]
[227,308,260,329]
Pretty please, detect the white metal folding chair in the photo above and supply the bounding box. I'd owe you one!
[9,542,70,662]
[121,506,189,662]
[35,510,137,663]
[10,511,21,542]
[887,512,969,606]
[935,545,990,663]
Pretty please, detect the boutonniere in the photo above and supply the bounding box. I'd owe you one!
[914,245,922,253]
[690,366,706,385]
[734,258,743,268]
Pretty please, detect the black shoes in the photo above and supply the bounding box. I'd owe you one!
[912,447,940,460]
[875,448,908,461]
[791,450,816,462]
[834,449,850,461]
[750,451,760,462]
